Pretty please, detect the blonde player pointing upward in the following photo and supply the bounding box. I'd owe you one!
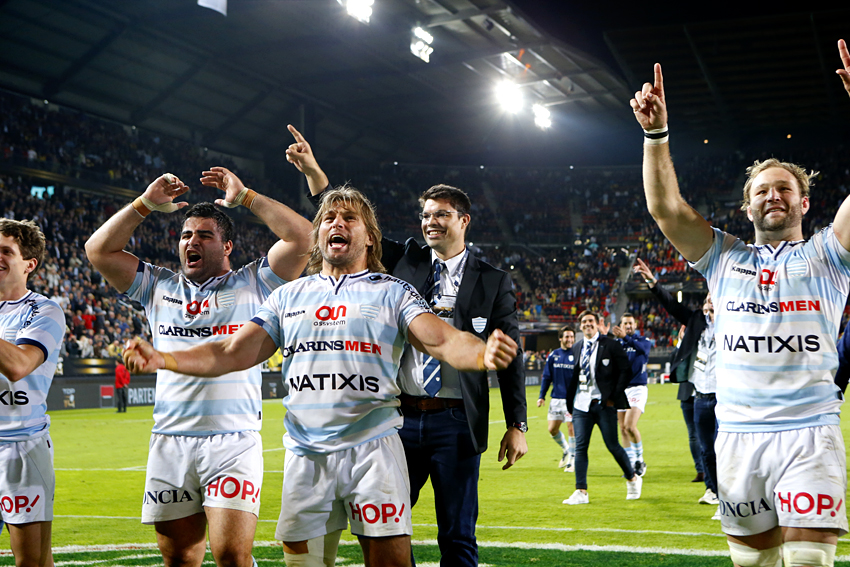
[631,40,850,567]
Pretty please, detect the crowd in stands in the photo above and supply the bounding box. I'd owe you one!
[4,86,850,359]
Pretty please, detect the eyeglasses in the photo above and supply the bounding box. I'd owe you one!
[419,210,459,221]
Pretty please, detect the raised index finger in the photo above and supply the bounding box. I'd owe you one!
[287,124,306,144]
[839,39,850,71]
[654,63,664,94]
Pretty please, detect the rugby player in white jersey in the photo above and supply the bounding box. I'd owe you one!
[630,40,850,567]
[0,219,65,567]
[123,186,518,567]
[85,168,312,567]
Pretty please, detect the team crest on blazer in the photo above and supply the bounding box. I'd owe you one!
[472,317,487,333]
[602,358,610,366]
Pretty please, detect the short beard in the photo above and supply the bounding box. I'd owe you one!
[752,205,803,234]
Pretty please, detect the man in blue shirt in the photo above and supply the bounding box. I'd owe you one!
[537,326,577,471]
[610,313,651,476]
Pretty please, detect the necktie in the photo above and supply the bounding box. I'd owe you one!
[581,339,593,376]
[424,259,445,396]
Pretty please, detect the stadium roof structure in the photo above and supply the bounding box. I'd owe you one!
[0,0,631,165]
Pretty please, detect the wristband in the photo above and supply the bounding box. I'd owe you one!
[133,195,181,216]
[131,197,152,218]
[220,188,258,210]
[161,352,178,372]
[644,125,669,146]
[477,350,486,372]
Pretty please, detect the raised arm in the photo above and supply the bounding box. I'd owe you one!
[123,321,278,377]
[407,313,517,372]
[832,40,850,251]
[200,166,312,281]
[631,64,713,262]
[285,125,330,196]
[85,174,190,292]
[0,342,45,382]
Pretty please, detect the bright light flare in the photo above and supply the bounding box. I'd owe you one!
[339,0,373,23]
[532,104,551,129]
[496,81,523,113]
[410,27,434,63]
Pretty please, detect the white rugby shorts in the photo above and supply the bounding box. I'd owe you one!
[617,385,648,413]
[142,431,263,524]
[547,398,572,423]
[716,425,848,536]
[0,435,54,525]
[275,433,411,542]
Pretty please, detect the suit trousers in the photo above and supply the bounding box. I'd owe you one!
[694,393,719,494]
[573,401,635,490]
[399,404,481,567]
[680,398,703,474]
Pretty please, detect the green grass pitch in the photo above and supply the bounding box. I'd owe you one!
[2,383,850,565]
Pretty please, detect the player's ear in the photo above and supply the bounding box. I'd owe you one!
[223,240,233,257]
[801,195,810,216]
[746,205,753,222]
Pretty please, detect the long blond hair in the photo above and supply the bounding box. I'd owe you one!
[305,185,386,275]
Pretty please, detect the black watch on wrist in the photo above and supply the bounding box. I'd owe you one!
[509,421,528,433]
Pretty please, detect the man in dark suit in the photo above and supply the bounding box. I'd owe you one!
[287,127,527,566]
[563,310,641,505]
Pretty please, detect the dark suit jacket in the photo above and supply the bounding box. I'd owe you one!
[384,237,527,454]
[649,284,708,400]
[566,335,630,414]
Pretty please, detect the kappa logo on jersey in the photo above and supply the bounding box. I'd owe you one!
[722,334,820,353]
[349,501,406,524]
[725,299,821,315]
[758,268,778,291]
[158,323,244,338]
[162,295,183,306]
[0,391,29,405]
[731,264,758,277]
[717,497,772,519]
[143,489,193,505]
[777,492,843,517]
[288,373,380,392]
[285,310,306,318]
[281,339,382,359]
[207,476,260,503]
[314,305,346,327]
[0,493,41,515]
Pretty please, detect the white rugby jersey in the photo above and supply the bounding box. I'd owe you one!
[127,258,286,435]
[251,270,431,455]
[692,226,850,432]
[0,291,64,441]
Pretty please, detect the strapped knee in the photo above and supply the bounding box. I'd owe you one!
[783,541,836,567]
[283,530,341,567]
[727,542,782,567]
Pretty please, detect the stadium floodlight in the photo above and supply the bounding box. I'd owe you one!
[532,103,551,129]
[496,81,522,113]
[338,0,373,24]
[411,26,434,63]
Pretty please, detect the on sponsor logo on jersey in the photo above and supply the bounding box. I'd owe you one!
[725,299,821,315]
[722,334,820,353]
[158,323,244,337]
[314,305,346,326]
[288,373,380,392]
[282,339,382,359]
[187,298,210,316]
[758,269,778,291]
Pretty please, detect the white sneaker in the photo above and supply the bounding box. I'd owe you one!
[562,490,589,505]
[711,506,721,520]
[699,488,719,505]
[558,450,571,469]
[626,475,643,500]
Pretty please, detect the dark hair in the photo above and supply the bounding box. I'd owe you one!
[559,325,575,338]
[419,184,472,233]
[183,202,234,243]
[578,310,598,323]
[0,219,46,280]
[621,312,635,320]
